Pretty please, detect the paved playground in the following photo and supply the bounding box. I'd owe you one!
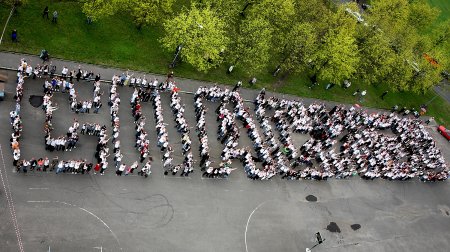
[0,52,449,252]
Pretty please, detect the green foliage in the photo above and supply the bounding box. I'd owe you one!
[80,0,174,27]
[197,0,242,27]
[408,0,440,30]
[160,4,229,72]
[247,0,295,32]
[367,0,410,38]
[315,29,360,84]
[410,57,443,93]
[126,0,174,29]
[279,22,318,74]
[357,30,397,86]
[1,0,449,125]
[81,0,118,21]
[313,4,360,84]
[1,0,25,7]
[77,0,447,93]
[230,17,273,75]
[355,0,447,93]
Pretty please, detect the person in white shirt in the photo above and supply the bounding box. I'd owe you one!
[116,164,126,176]
[61,66,68,79]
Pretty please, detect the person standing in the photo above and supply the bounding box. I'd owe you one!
[43,157,50,172]
[94,163,101,174]
[11,29,17,43]
[359,90,367,102]
[42,6,49,19]
[76,68,82,82]
[52,10,58,23]
[126,161,138,175]
[100,161,108,175]
[22,160,30,173]
[116,164,126,176]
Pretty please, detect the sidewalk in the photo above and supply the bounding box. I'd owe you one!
[0,51,346,104]
[0,51,430,117]
[434,80,450,104]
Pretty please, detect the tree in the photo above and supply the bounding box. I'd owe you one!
[160,4,229,72]
[197,0,242,27]
[384,51,414,91]
[431,20,450,70]
[361,0,446,92]
[312,4,360,84]
[247,0,295,32]
[127,0,174,29]
[432,19,450,49]
[81,0,118,22]
[229,17,273,75]
[410,56,444,93]
[246,0,296,56]
[366,0,410,39]
[314,29,360,84]
[224,0,296,74]
[357,30,397,86]
[408,0,440,31]
[80,0,174,28]
[278,22,319,74]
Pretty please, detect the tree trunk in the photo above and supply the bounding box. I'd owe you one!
[240,2,253,17]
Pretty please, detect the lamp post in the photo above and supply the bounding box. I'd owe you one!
[169,44,183,69]
[169,22,203,69]
[306,232,325,251]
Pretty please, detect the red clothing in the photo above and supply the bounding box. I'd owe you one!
[94,163,101,172]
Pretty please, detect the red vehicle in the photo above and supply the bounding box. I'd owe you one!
[437,125,450,141]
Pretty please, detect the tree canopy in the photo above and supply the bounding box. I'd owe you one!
[80,0,173,28]
[80,0,448,93]
[160,4,229,72]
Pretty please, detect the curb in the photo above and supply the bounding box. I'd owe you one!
[0,52,433,114]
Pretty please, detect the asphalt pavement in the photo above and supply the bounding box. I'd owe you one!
[0,52,449,252]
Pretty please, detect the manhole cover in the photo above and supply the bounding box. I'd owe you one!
[306,195,317,202]
[29,95,43,107]
[350,224,361,231]
[326,222,341,233]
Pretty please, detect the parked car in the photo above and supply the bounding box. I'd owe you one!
[437,125,450,141]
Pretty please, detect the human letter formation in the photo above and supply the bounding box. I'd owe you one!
[9,59,449,182]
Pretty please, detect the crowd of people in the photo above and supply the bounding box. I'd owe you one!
[10,59,27,168]
[8,58,449,182]
[253,89,448,181]
[128,73,210,177]
[195,84,275,179]
[131,74,194,176]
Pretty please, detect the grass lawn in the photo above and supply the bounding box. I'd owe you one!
[1,0,449,126]
[428,0,450,22]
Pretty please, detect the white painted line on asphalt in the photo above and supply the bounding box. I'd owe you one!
[50,200,123,250]
[164,175,192,180]
[0,144,24,252]
[78,206,122,250]
[28,188,49,190]
[201,176,228,180]
[245,201,269,252]
[27,201,50,203]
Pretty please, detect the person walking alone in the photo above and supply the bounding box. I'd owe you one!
[52,10,58,24]
[42,6,49,19]
[11,29,17,43]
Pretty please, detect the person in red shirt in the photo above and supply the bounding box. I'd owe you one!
[94,163,101,174]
